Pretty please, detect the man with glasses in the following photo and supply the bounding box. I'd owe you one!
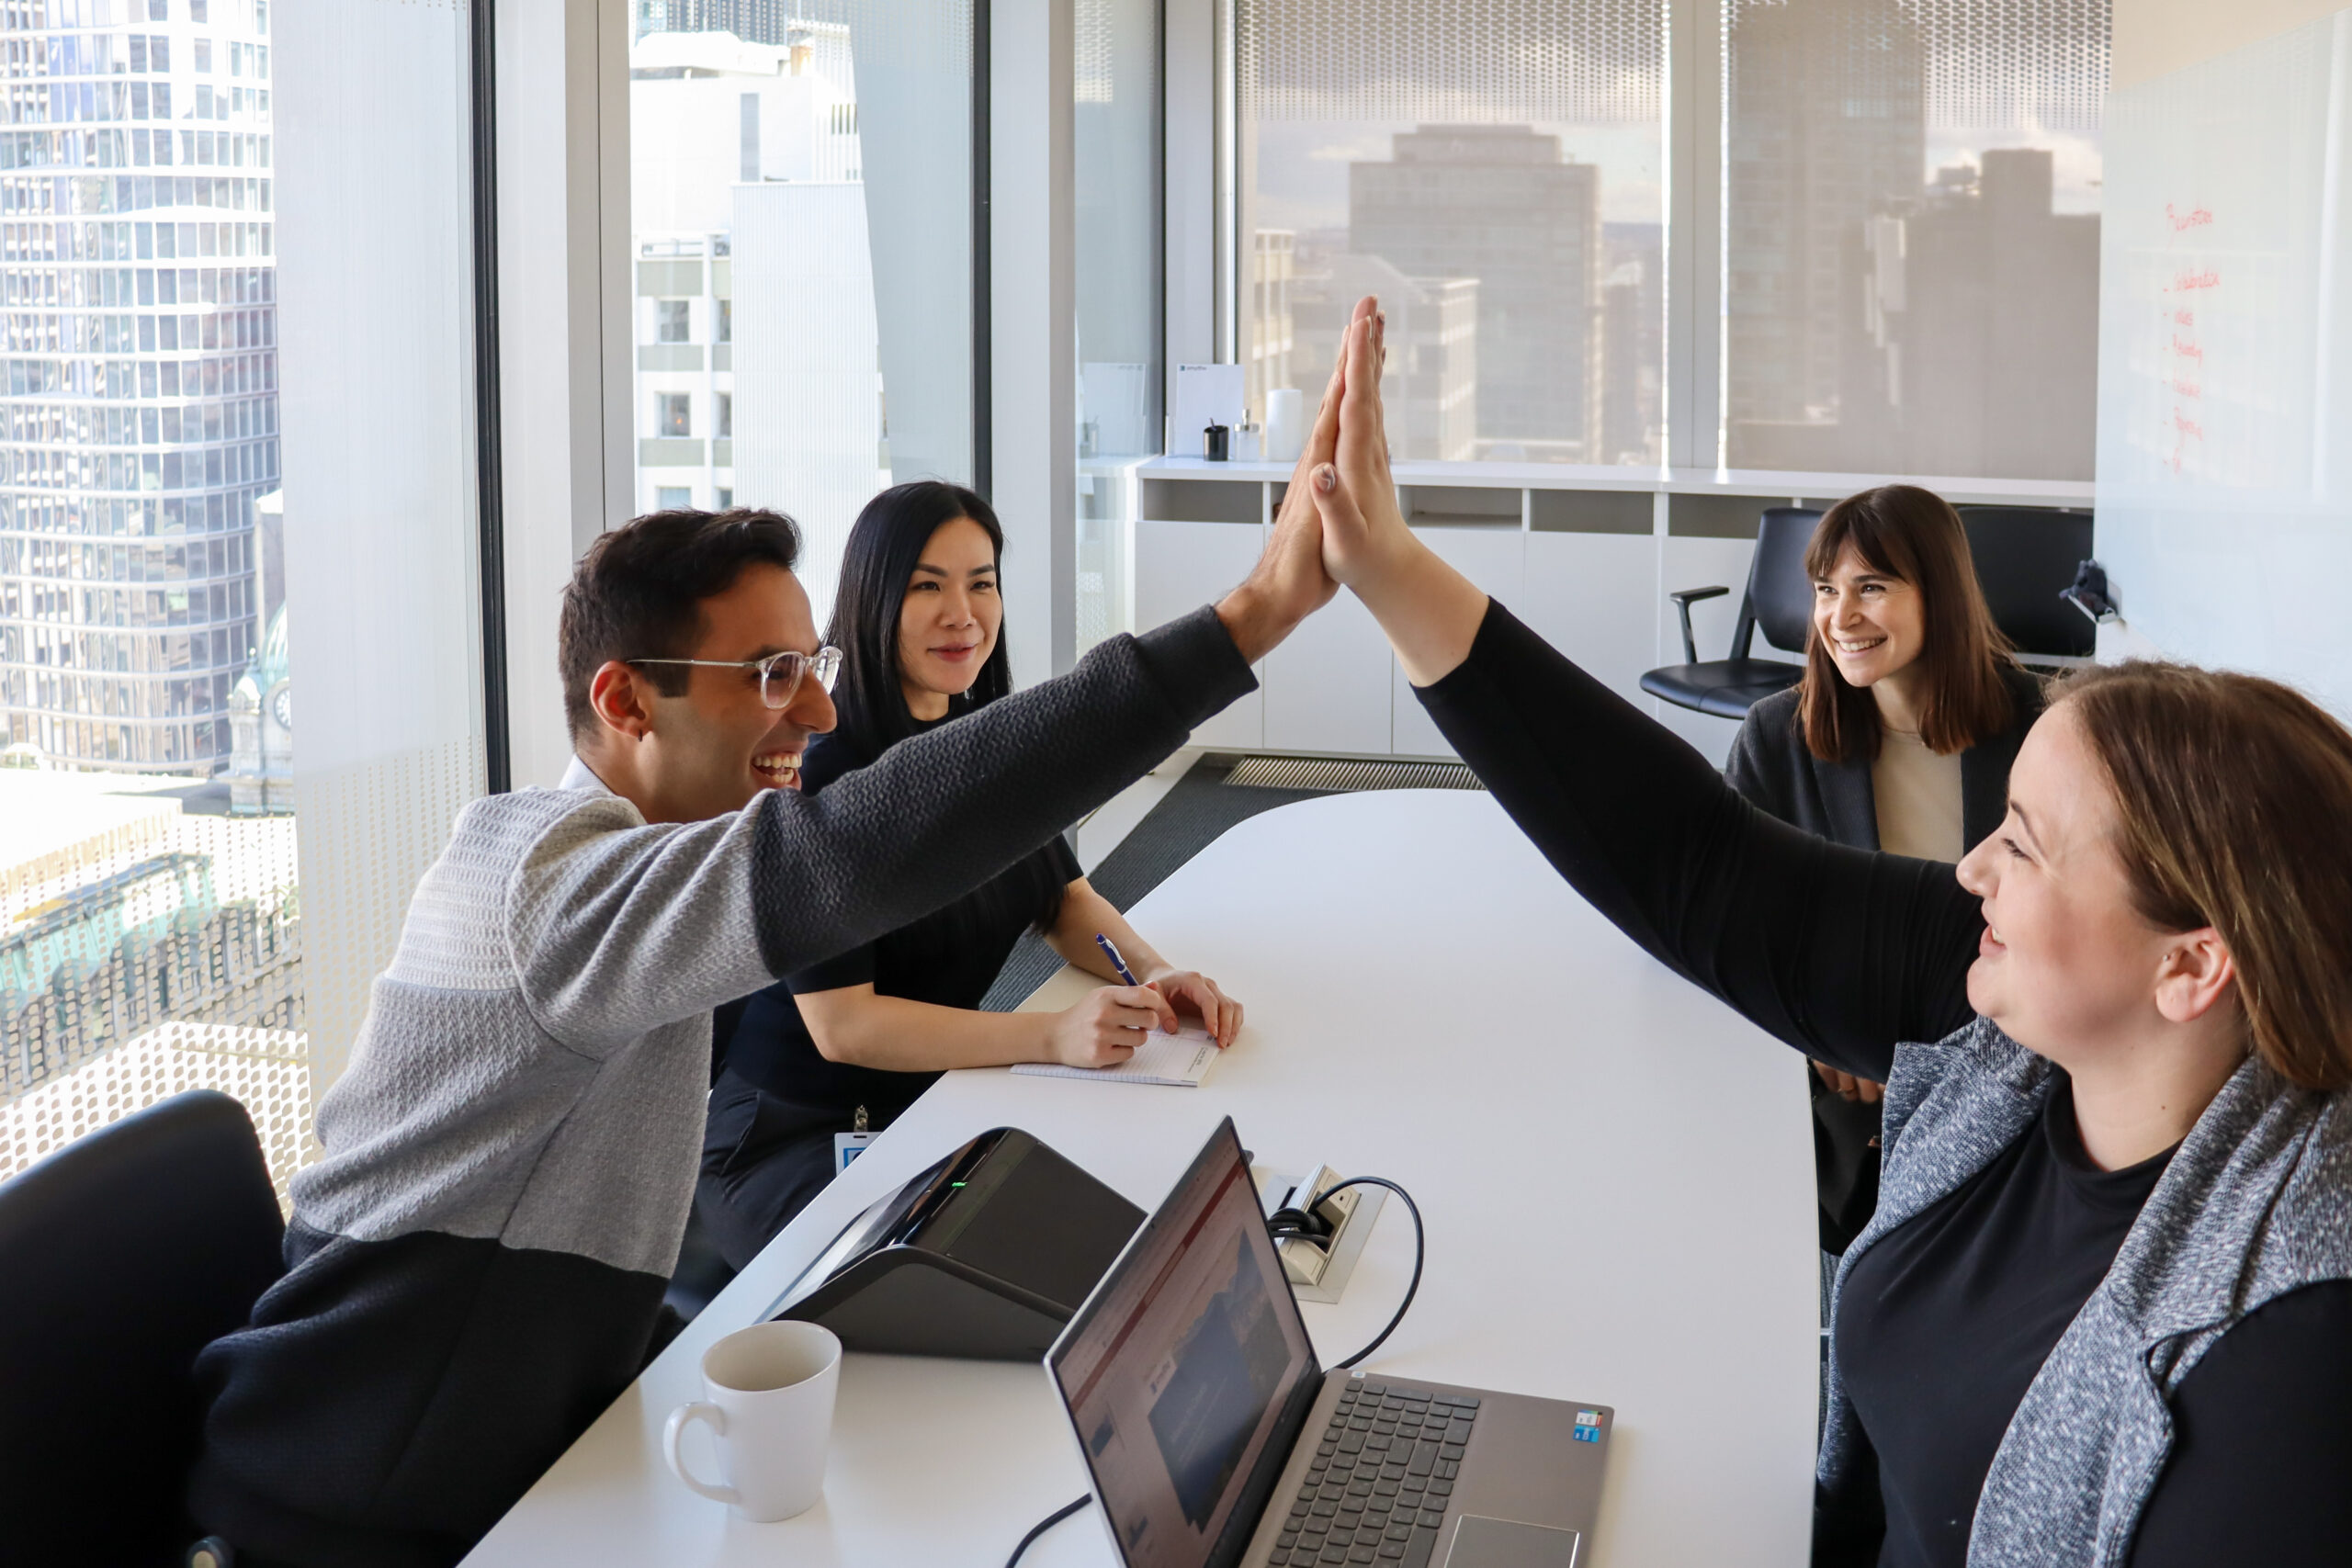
[186,497,1339,1568]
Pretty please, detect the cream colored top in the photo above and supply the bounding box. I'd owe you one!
[1871,727,1965,862]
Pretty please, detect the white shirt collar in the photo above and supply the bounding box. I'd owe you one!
[559,754,614,795]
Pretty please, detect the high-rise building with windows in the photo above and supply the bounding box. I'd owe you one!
[1349,125,1601,462]
[0,0,279,773]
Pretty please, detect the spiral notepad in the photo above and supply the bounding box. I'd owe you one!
[1011,1023,1222,1087]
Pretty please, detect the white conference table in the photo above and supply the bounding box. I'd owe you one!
[466,790,1819,1568]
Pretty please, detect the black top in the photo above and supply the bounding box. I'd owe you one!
[1839,1077,2168,1567]
[716,716,1082,1122]
[1724,663,2044,854]
[1412,601,2352,1567]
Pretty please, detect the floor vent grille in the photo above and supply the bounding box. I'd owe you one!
[1219,755,1487,794]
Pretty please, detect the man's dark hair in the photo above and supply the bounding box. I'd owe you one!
[559,507,801,740]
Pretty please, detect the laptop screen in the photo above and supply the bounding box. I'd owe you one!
[1048,1119,1319,1568]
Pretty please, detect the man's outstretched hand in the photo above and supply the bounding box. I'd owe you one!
[1213,298,1374,663]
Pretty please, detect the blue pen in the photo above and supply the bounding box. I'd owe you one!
[1094,932,1142,987]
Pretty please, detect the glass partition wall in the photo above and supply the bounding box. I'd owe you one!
[1076,0,1160,654]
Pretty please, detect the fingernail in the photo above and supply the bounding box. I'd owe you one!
[1316,465,1335,492]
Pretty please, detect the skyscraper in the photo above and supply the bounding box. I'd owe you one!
[1349,124,1601,461]
[0,0,278,773]
[1884,149,2099,479]
[1725,0,1923,468]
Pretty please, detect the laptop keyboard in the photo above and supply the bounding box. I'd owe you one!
[1270,1377,1480,1568]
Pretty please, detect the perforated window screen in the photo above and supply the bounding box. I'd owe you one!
[1237,0,1666,468]
[1723,0,2111,480]
[1238,0,1664,126]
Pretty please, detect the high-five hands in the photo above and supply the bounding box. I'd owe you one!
[1211,298,1374,662]
[1305,297,1491,685]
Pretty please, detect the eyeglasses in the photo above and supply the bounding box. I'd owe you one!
[625,646,844,709]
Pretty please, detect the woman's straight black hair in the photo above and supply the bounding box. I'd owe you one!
[821,480,1069,931]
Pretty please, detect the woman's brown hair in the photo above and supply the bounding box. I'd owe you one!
[1798,485,2018,764]
[2061,662,2352,1091]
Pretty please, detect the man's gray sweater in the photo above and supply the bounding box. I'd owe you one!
[187,606,1256,1568]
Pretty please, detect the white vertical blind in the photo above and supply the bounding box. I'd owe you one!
[277,0,486,1094]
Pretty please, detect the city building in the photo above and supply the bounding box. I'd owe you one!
[0,0,280,774]
[1889,149,2099,479]
[1349,124,1600,461]
[1290,253,1476,462]
[1243,228,1294,431]
[223,600,287,814]
[629,27,867,535]
[1600,223,1662,467]
[1724,0,1924,468]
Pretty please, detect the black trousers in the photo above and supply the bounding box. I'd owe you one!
[695,1069,851,1272]
[1811,1067,1883,1255]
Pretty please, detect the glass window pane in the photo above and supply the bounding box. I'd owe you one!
[1075,0,1159,655]
[0,0,291,1145]
[629,0,974,626]
[1723,0,2109,479]
[1239,0,1666,465]
[1,0,487,1198]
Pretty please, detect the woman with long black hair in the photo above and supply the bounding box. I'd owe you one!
[695,480,1242,1267]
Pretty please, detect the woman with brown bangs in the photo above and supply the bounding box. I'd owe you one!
[1726,486,2045,1251]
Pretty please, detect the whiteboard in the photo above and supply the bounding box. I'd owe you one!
[2095,7,2352,716]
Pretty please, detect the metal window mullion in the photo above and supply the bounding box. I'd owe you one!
[469,0,511,794]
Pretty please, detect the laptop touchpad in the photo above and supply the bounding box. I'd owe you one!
[1442,1515,1582,1568]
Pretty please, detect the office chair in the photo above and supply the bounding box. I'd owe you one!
[1641,507,1821,720]
[0,1090,286,1567]
[1957,507,2097,665]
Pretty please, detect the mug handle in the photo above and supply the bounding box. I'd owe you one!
[663,1401,740,1506]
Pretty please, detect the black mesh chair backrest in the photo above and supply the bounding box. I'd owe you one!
[1747,507,1824,655]
[0,1090,286,1565]
[1960,508,2097,659]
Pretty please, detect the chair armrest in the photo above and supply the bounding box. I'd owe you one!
[1667,585,1730,665]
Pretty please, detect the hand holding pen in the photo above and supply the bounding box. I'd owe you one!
[1096,934,1244,1047]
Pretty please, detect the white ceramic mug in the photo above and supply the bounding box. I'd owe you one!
[663,1320,842,1522]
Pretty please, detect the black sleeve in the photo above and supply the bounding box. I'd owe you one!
[1723,707,1785,818]
[2128,1280,2352,1568]
[786,942,879,996]
[743,605,1251,980]
[1414,601,1980,1079]
[1047,831,1083,886]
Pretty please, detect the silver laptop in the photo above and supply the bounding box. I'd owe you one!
[1046,1118,1612,1568]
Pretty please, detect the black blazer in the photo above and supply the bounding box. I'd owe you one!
[1723,662,2046,854]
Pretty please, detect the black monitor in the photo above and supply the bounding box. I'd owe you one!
[1047,1118,1324,1568]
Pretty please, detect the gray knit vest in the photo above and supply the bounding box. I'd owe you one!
[1819,1017,2352,1566]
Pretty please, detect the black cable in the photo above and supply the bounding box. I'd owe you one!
[1295,1176,1426,1370]
[1003,1493,1092,1568]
